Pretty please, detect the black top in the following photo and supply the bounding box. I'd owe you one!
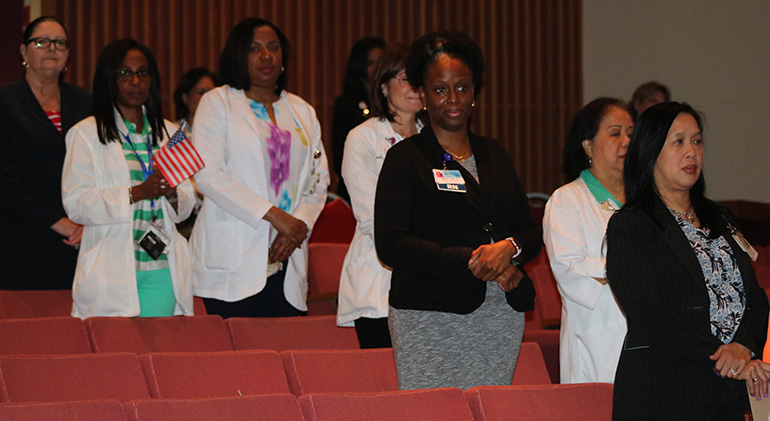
[0,78,91,289]
[331,90,369,202]
[606,196,769,418]
[374,124,541,314]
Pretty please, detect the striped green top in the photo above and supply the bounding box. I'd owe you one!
[122,115,169,271]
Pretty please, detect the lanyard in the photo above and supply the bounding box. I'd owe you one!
[122,132,156,214]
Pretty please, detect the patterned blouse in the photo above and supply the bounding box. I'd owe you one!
[671,211,745,343]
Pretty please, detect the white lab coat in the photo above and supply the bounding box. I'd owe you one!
[62,113,196,319]
[543,177,626,383]
[190,86,329,310]
[337,118,418,326]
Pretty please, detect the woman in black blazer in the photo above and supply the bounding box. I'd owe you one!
[606,102,768,420]
[374,31,541,390]
[0,16,90,290]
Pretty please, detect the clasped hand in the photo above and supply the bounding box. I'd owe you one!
[264,207,308,264]
[710,342,770,400]
[468,240,523,292]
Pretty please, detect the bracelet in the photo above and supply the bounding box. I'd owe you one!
[506,237,522,259]
[128,187,134,204]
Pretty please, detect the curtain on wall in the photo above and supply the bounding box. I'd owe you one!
[51,0,581,194]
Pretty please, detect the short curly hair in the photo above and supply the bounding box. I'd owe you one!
[405,31,485,91]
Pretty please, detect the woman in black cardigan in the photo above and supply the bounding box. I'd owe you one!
[374,31,541,390]
[0,16,90,290]
[606,102,769,420]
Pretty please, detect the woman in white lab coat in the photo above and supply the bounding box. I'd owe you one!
[543,98,632,383]
[190,18,329,318]
[336,43,423,348]
[62,39,195,318]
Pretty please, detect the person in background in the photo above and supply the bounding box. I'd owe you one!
[173,67,218,138]
[606,102,768,419]
[0,16,91,290]
[191,18,329,318]
[172,67,218,238]
[331,36,385,203]
[629,81,670,121]
[375,31,541,390]
[337,43,423,349]
[62,39,196,318]
[543,97,632,383]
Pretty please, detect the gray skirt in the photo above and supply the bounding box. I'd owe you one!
[389,281,525,390]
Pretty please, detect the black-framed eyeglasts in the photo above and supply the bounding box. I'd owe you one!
[28,37,70,52]
[115,68,151,82]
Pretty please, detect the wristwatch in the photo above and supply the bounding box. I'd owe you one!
[506,237,522,264]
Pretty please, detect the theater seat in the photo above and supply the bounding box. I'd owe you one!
[0,290,73,318]
[512,342,551,385]
[0,317,91,355]
[227,316,359,351]
[464,383,614,420]
[299,388,474,421]
[280,348,396,395]
[307,199,356,243]
[140,350,290,399]
[0,400,127,421]
[126,395,303,421]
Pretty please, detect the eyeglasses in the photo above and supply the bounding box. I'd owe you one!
[392,74,411,87]
[28,37,70,52]
[115,68,151,82]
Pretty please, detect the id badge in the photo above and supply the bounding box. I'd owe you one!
[138,224,170,260]
[432,169,466,193]
[732,231,759,262]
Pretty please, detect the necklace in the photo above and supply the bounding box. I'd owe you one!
[669,207,696,224]
[449,151,471,163]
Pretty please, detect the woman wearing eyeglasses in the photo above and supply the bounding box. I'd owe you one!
[189,18,329,318]
[0,16,91,290]
[61,39,195,318]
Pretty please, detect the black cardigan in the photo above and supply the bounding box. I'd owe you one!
[374,125,541,314]
[0,78,91,289]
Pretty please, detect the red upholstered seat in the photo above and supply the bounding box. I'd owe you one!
[85,315,232,354]
[0,353,150,403]
[464,383,614,420]
[307,199,356,243]
[280,348,397,396]
[140,350,290,399]
[299,388,474,421]
[126,395,303,421]
[0,400,127,421]
[0,317,91,355]
[522,329,561,384]
[306,243,349,315]
[512,342,551,385]
[0,290,73,318]
[528,264,562,328]
[226,315,359,352]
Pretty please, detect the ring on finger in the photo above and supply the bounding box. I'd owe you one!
[730,368,738,376]
[753,378,759,383]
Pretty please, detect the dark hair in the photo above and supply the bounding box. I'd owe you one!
[369,43,412,122]
[342,37,386,96]
[173,67,218,121]
[629,81,671,120]
[405,31,485,92]
[91,39,166,146]
[563,97,628,180]
[623,102,723,236]
[23,16,67,43]
[218,18,290,94]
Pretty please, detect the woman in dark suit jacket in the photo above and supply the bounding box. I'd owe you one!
[0,16,90,290]
[606,102,768,420]
[375,31,541,390]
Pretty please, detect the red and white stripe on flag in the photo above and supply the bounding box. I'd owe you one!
[154,127,205,187]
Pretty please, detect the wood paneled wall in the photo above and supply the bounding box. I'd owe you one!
[50,0,581,194]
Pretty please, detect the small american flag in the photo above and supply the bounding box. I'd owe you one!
[154,122,205,187]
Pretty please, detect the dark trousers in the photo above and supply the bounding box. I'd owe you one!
[354,317,392,348]
[203,263,300,319]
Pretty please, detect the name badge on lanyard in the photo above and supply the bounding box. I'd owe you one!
[433,169,466,193]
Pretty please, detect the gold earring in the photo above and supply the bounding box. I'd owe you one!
[422,105,427,111]
[472,100,476,108]
[22,61,28,68]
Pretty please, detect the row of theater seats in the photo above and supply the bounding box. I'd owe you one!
[0,383,614,420]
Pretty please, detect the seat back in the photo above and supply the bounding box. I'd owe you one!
[126,395,304,421]
[0,400,127,421]
[306,243,349,315]
[299,388,474,421]
[464,383,614,421]
[227,316,359,351]
[528,264,562,328]
[0,290,73,318]
[280,348,397,395]
[0,317,91,355]
[0,353,150,403]
[86,315,233,354]
[522,329,561,384]
[512,342,551,385]
[140,350,290,399]
[307,199,356,243]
